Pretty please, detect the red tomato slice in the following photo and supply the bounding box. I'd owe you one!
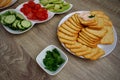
[35,4,41,10]
[27,12,37,20]
[28,1,35,8]
[23,4,29,8]
[20,0,48,21]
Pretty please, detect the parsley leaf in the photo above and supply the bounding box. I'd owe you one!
[88,15,95,18]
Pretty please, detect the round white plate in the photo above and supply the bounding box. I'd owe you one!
[58,11,117,58]
[15,1,55,24]
[0,9,34,34]
[0,0,17,9]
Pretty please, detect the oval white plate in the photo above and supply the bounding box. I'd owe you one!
[0,9,34,34]
[58,11,117,58]
[0,0,17,9]
[15,1,55,24]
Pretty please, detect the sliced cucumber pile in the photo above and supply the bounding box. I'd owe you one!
[0,10,32,31]
[40,0,71,13]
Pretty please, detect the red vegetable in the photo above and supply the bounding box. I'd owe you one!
[20,1,48,21]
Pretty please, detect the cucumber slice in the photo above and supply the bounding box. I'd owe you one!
[16,13,25,20]
[2,11,10,16]
[0,16,6,24]
[54,4,60,10]
[17,21,25,30]
[54,4,70,12]
[4,15,16,24]
[21,20,31,28]
[40,0,49,6]
[8,10,16,15]
[44,4,54,9]
[12,20,19,29]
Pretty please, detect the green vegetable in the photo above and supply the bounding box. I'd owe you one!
[40,0,71,13]
[88,15,95,18]
[43,48,65,71]
[0,10,31,31]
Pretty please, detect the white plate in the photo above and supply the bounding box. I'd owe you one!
[15,1,55,24]
[36,45,68,75]
[0,9,34,34]
[58,11,117,58]
[0,0,17,9]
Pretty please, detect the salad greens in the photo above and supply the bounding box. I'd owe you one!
[43,48,65,71]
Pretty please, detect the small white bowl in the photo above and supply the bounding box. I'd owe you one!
[36,45,68,75]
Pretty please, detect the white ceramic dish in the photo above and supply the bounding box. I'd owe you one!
[36,45,68,75]
[0,0,17,9]
[0,9,34,34]
[58,11,117,58]
[15,1,55,24]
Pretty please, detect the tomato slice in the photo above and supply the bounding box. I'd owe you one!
[20,1,48,21]
[28,1,35,8]
[35,4,41,10]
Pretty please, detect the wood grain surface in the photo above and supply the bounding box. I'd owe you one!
[0,0,120,80]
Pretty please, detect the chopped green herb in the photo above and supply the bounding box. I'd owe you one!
[88,15,95,18]
[43,48,65,71]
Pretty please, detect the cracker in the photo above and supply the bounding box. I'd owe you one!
[78,17,97,26]
[100,26,114,44]
[96,14,109,20]
[80,31,100,42]
[103,19,113,26]
[74,13,81,24]
[58,37,76,45]
[83,47,99,59]
[58,26,76,36]
[88,17,104,29]
[90,48,105,60]
[71,14,80,25]
[68,17,81,28]
[77,38,98,48]
[68,17,80,28]
[79,32,100,44]
[75,47,92,56]
[70,44,88,53]
[85,27,107,38]
[91,11,109,20]
[65,42,82,49]
[57,31,77,41]
[65,20,81,31]
[61,23,78,33]
[82,29,100,40]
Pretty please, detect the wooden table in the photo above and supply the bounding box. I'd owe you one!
[0,0,120,80]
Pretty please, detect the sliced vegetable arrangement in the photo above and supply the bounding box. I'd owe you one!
[39,0,71,13]
[20,1,48,21]
[0,0,72,34]
[0,10,32,31]
[43,48,65,71]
